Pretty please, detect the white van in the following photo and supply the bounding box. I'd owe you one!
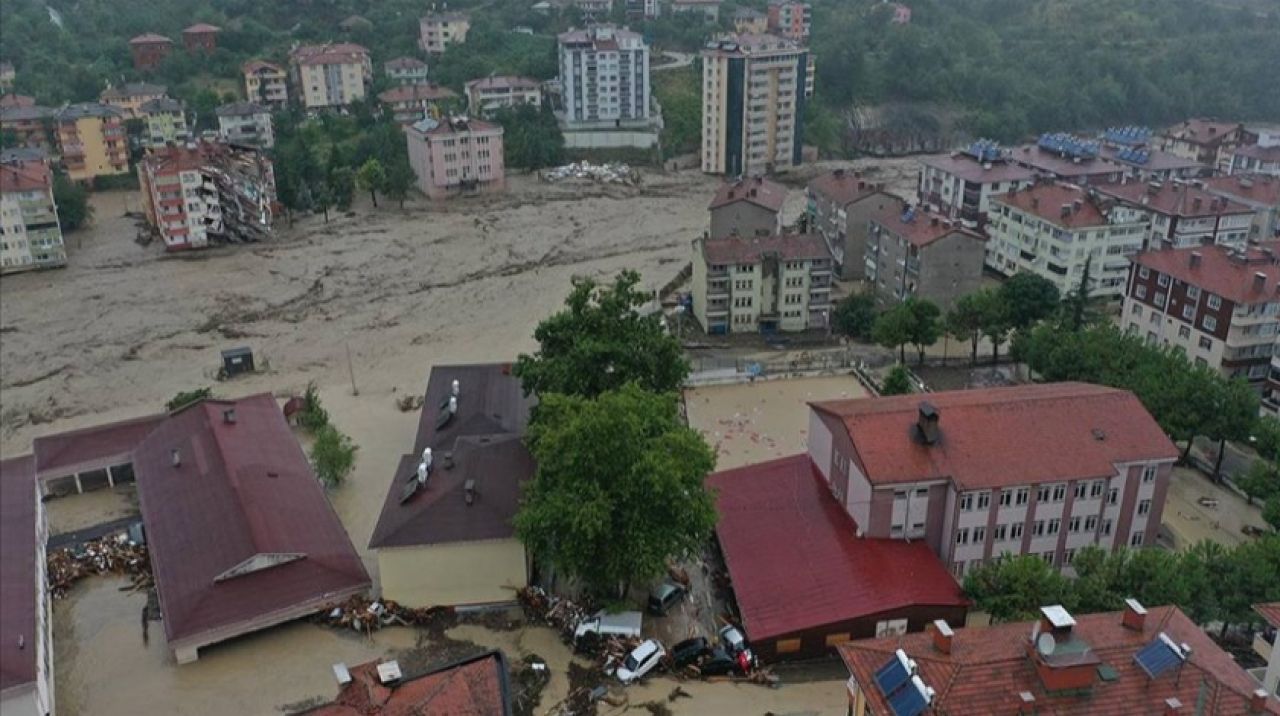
[574,610,644,641]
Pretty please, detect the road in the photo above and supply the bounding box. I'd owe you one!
[654,50,694,72]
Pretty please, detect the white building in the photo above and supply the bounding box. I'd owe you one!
[1095,180,1255,251]
[384,57,430,85]
[691,233,833,334]
[558,25,650,125]
[0,159,65,274]
[465,76,542,116]
[289,43,372,110]
[216,102,274,148]
[419,13,470,54]
[917,144,1036,230]
[986,182,1147,298]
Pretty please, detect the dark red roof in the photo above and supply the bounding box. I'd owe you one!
[839,605,1280,715]
[369,364,535,549]
[129,33,173,45]
[31,413,166,479]
[0,161,51,193]
[133,394,369,647]
[701,233,830,265]
[811,383,1178,490]
[0,456,37,693]
[1011,144,1124,179]
[1095,181,1253,218]
[378,83,457,104]
[708,175,787,212]
[301,651,512,715]
[707,454,966,643]
[182,23,221,34]
[0,93,34,108]
[920,154,1035,184]
[1234,144,1280,163]
[1256,602,1280,629]
[1131,244,1280,305]
[807,170,882,206]
[1201,173,1280,208]
[993,182,1113,228]
[1163,118,1245,148]
[869,204,985,248]
[1097,145,1207,173]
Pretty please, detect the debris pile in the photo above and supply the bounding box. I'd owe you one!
[47,533,151,599]
[316,594,455,634]
[540,161,638,185]
[517,585,590,640]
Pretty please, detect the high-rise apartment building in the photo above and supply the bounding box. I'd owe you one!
[557,25,650,125]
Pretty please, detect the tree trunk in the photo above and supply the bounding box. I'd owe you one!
[991,340,1000,365]
[322,207,329,223]
[917,345,926,366]
[1213,439,1227,482]
[369,190,378,207]
[899,344,906,364]
[970,334,979,366]
[1180,437,1196,464]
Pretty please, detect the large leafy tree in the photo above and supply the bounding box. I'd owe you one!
[53,174,92,231]
[903,297,942,366]
[832,292,877,340]
[963,554,1071,623]
[945,291,990,366]
[515,385,717,595]
[356,158,387,208]
[999,272,1061,332]
[514,271,688,398]
[872,302,913,364]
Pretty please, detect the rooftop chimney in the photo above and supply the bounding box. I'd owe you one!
[1255,272,1267,291]
[1192,197,1202,211]
[1189,251,1202,268]
[1060,203,1072,218]
[1251,688,1269,713]
[930,620,953,654]
[834,167,845,177]
[171,448,181,468]
[464,478,476,505]
[1122,598,1147,631]
[916,402,940,445]
[930,216,939,227]
[222,408,236,424]
[1164,698,1183,715]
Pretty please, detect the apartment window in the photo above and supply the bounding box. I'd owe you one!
[1090,481,1104,498]
[1154,292,1166,307]
[1139,266,1150,279]
[1198,336,1212,350]
[1016,488,1029,506]
[955,528,970,545]
[1037,485,1050,502]
[951,561,965,577]
[1051,484,1066,502]
[999,490,1012,508]
[1186,286,1200,300]
[1138,498,1152,516]
[1042,551,1055,565]
[1131,304,1142,316]
[1011,522,1024,540]
[1142,465,1158,484]
[1136,285,1148,299]
[1157,274,1170,287]
[1130,531,1145,547]
[1203,316,1217,332]
[1074,483,1087,500]
[1102,519,1113,536]
[1207,293,1222,309]
[1108,488,1119,506]
[976,491,991,510]
[1179,325,1191,339]
[1048,519,1061,535]
[970,526,986,544]
[1069,516,1081,533]
[993,524,1007,542]
[959,493,974,511]
[1033,520,1046,537]
[1085,515,1098,532]
[1181,304,1195,320]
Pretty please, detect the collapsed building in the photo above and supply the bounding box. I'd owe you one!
[137,141,277,250]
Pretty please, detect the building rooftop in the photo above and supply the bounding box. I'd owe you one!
[0,105,53,121]
[558,24,644,47]
[811,382,1178,490]
[919,153,1036,184]
[385,56,428,71]
[708,175,787,213]
[1234,143,1280,163]
[0,160,51,193]
[1095,180,1254,218]
[133,394,370,647]
[139,97,184,114]
[708,454,966,643]
[993,182,1111,228]
[55,103,124,121]
[140,141,266,177]
[839,605,1280,715]
[290,43,370,67]
[369,364,535,550]
[407,115,501,138]
[215,101,269,118]
[31,413,166,480]
[0,456,37,694]
[243,59,285,75]
[807,169,883,207]
[0,93,34,108]
[701,233,830,265]
[1200,173,1280,209]
[1163,118,1245,148]
[182,23,221,34]
[1012,144,1124,179]
[422,11,471,22]
[466,75,540,92]
[1130,244,1280,306]
[300,652,512,715]
[1098,144,1207,173]
[704,33,803,55]
[1256,603,1280,630]
[733,6,765,18]
[129,33,173,45]
[100,82,168,101]
[870,204,985,248]
[0,146,49,164]
[378,83,457,104]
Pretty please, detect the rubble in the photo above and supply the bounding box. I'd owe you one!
[540,161,639,185]
[315,594,455,634]
[47,533,152,599]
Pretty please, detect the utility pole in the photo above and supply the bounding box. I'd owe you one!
[346,341,358,396]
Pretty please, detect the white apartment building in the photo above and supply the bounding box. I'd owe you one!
[465,76,542,116]
[558,25,650,125]
[691,233,833,334]
[986,183,1147,298]
[289,43,372,110]
[216,102,274,148]
[419,13,470,54]
[242,60,288,106]
[917,146,1036,229]
[0,160,65,274]
[700,34,813,176]
[1096,180,1255,251]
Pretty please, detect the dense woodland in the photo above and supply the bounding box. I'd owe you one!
[3,0,1279,158]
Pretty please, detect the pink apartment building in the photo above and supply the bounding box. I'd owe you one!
[404,116,504,200]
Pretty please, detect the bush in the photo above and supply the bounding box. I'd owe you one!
[879,365,913,396]
[298,381,330,432]
[167,387,212,411]
[310,425,357,487]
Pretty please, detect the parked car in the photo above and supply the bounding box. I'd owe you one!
[575,610,643,641]
[670,636,713,668]
[617,639,666,683]
[718,624,748,655]
[697,648,741,676]
[647,582,686,616]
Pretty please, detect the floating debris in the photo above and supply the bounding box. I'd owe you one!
[540,161,638,185]
[47,533,152,599]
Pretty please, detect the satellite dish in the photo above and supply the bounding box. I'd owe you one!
[1036,632,1057,657]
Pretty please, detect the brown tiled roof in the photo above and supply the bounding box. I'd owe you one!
[0,94,34,108]
[378,83,456,104]
[182,23,221,34]
[0,161,50,193]
[1095,181,1254,218]
[701,233,830,265]
[31,413,166,479]
[839,605,1280,716]
[129,33,173,45]
[919,153,1035,184]
[1256,603,1280,629]
[1163,118,1245,148]
[993,183,1110,228]
[1097,145,1207,173]
[1234,144,1280,162]
[385,56,427,71]
[291,43,370,66]
[708,175,787,212]
[301,652,512,715]
[811,382,1178,490]
[133,394,370,647]
[869,203,985,248]
[243,59,284,75]
[1200,173,1280,208]
[369,364,535,550]
[1011,144,1125,179]
[0,456,37,693]
[1130,244,1280,306]
[807,169,880,206]
[466,75,540,92]
[0,105,53,121]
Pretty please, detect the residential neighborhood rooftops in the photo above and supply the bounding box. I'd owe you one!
[0,146,49,164]
[994,183,1111,228]
[701,233,830,265]
[139,97,184,114]
[838,605,1280,715]
[1012,144,1124,178]
[708,175,787,212]
[385,56,428,71]
[1130,244,1280,306]
[708,454,967,643]
[0,93,34,108]
[300,652,512,715]
[466,75,540,91]
[0,456,37,694]
[57,103,126,121]
[0,161,50,193]
[1163,118,1245,147]
[811,382,1178,490]
[0,104,53,121]
[870,204,985,247]
[807,169,883,207]
[1098,144,1206,173]
[1095,180,1254,218]
[215,101,269,117]
[919,153,1036,183]
[407,115,500,137]
[100,82,167,100]
[369,364,535,550]
[129,33,173,45]
[290,43,370,66]
[31,413,166,480]
[378,83,457,104]
[1234,143,1280,163]
[1200,173,1280,208]
[243,59,284,74]
[133,393,370,649]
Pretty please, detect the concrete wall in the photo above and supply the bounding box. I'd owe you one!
[561,127,659,149]
[841,193,900,280]
[710,202,779,239]
[916,234,985,312]
[377,539,527,608]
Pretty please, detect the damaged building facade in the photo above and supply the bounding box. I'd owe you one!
[137,142,276,250]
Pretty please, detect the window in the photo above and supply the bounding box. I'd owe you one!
[1102,519,1113,536]
[1207,293,1221,310]
[1181,305,1195,320]
[1042,551,1056,564]
[1186,286,1200,300]
[1033,520,1046,537]
[972,526,986,543]
[1131,303,1142,316]
[1090,481,1104,498]
[1158,274,1170,287]
[993,524,1008,542]
[1051,484,1066,502]
[1011,522,1024,540]
[1154,292,1166,307]
[1037,485,1050,502]
[956,528,970,545]
[1000,490,1012,507]
[1179,325,1191,339]
[1064,548,1077,565]
[1048,518,1061,535]
[1142,465,1158,483]
[1130,531,1145,547]
[1069,516,1081,533]
[776,638,802,654]
[1203,316,1217,332]
[952,561,965,577]
[1016,488,1029,506]
[1074,482,1087,499]
[1197,336,1212,350]
[1085,515,1098,532]
[1138,499,1151,516]
[1108,488,1119,505]
[875,619,908,638]
[976,491,991,510]
[1137,285,1148,299]
[1139,266,1150,279]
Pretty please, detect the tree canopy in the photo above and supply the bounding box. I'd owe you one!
[514,271,689,398]
[832,292,877,340]
[514,385,717,595]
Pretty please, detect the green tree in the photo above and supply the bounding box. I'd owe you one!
[330,166,356,211]
[491,104,565,170]
[1263,497,1280,531]
[312,180,333,223]
[963,554,1071,623]
[903,297,942,366]
[53,174,92,230]
[832,292,877,340]
[166,387,212,411]
[298,381,330,432]
[384,160,415,209]
[515,385,717,596]
[514,271,688,398]
[872,303,913,364]
[356,158,386,207]
[979,292,1012,365]
[1238,460,1280,508]
[880,365,913,396]
[1179,540,1231,626]
[1203,378,1261,480]
[945,292,988,367]
[1060,255,1103,331]
[310,424,357,487]
[999,272,1061,332]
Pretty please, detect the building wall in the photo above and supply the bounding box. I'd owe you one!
[218,113,275,148]
[559,30,650,125]
[60,116,129,182]
[142,111,190,148]
[467,86,542,116]
[754,604,968,662]
[297,62,367,109]
[709,201,778,239]
[918,164,1032,229]
[406,125,505,200]
[701,44,807,175]
[419,18,470,54]
[0,181,66,274]
[377,539,527,607]
[104,92,164,118]
[244,70,288,106]
[865,222,983,312]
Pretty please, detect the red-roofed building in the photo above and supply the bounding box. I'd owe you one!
[242,60,288,106]
[691,233,833,334]
[129,33,173,70]
[1122,244,1280,384]
[405,115,504,200]
[865,204,985,311]
[1227,143,1280,178]
[0,456,53,716]
[1257,602,1280,697]
[289,44,372,109]
[805,169,898,279]
[1010,143,1126,185]
[133,394,370,662]
[464,75,541,116]
[808,383,1178,577]
[1161,118,1256,172]
[917,152,1035,229]
[384,57,430,86]
[708,175,787,239]
[31,413,165,495]
[839,603,1279,715]
[1201,174,1280,241]
[0,157,65,274]
[182,23,220,53]
[1096,180,1256,251]
[376,83,457,125]
[300,652,512,715]
[708,454,967,661]
[987,182,1148,298]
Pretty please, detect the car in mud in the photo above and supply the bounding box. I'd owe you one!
[617,639,666,684]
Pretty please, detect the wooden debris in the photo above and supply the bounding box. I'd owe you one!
[47,533,151,599]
